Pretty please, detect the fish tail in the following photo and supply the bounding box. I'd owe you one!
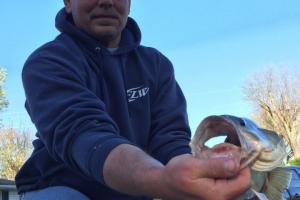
[264,167,292,200]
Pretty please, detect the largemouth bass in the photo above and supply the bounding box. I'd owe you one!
[191,115,292,200]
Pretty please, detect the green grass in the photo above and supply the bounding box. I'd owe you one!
[288,157,300,166]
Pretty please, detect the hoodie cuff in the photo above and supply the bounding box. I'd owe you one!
[89,138,132,184]
[71,132,132,184]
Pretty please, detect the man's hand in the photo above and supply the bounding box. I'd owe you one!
[159,154,251,200]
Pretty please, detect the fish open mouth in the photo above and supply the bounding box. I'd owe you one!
[191,115,249,165]
[192,115,242,149]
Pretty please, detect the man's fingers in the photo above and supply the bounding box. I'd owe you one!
[196,156,241,178]
[199,167,251,200]
[216,167,252,198]
[194,143,244,179]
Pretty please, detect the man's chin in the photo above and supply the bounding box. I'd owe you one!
[91,31,120,47]
[92,26,118,37]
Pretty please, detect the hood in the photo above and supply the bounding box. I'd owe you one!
[55,8,141,54]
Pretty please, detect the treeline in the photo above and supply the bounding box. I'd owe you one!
[0,127,32,180]
[0,67,32,180]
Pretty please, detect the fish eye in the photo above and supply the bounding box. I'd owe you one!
[239,119,246,126]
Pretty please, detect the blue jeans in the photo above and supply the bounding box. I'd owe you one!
[19,186,90,200]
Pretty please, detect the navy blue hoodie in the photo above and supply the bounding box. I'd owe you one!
[15,9,191,200]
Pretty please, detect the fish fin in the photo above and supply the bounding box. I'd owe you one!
[251,188,269,200]
[264,167,292,200]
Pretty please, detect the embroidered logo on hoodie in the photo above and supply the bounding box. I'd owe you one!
[127,86,149,102]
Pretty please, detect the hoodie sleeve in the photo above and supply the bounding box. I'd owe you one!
[22,43,131,184]
[148,51,192,164]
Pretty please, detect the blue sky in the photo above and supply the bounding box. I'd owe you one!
[1,1,300,135]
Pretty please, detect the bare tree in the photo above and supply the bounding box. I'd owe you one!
[0,127,32,180]
[243,67,300,159]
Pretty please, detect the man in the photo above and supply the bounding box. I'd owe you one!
[16,0,251,199]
